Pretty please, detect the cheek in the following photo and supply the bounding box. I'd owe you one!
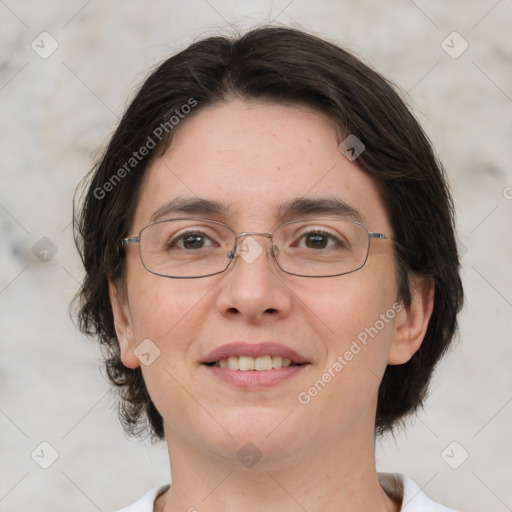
[125,270,210,352]
[292,261,398,413]
[296,256,397,350]
[125,273,220,438]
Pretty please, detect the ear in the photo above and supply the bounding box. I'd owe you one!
[109,281,140,369]
[388,275,434,365]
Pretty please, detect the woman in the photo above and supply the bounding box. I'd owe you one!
[74,26,463,511]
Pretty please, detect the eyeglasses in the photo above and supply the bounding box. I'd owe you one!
[121,217,388,279]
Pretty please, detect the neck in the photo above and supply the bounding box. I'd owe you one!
[157,426,399,512]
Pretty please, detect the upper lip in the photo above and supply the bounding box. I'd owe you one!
[201,342,309,365]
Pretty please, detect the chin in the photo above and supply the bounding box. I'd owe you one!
[200,408,308,465]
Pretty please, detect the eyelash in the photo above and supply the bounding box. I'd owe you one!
[294,229,344,247]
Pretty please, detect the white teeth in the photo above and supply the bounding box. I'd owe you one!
[239,356,255,371]
[272,355,283,369]
[215,355,297,371]
[227,356,239,370]
[255,355,273,371]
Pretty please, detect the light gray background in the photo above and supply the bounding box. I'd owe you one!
[1,1,511,511]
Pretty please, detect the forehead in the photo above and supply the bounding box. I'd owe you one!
[132,100,390,232]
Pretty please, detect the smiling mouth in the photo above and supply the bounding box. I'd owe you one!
[205,355,303,371]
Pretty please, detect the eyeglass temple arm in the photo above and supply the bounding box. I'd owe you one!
[122,237,140,246]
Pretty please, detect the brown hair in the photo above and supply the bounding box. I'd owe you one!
[73,26,463,439]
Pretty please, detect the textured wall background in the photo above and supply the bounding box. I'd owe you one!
[1,1,511,511]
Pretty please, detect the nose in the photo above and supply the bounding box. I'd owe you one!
[215,234,293,323]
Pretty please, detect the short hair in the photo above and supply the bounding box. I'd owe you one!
[73,26,463,440]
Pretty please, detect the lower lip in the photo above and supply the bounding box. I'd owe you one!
[203,365,308,389]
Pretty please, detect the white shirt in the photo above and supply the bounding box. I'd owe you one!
[113,474,457,511]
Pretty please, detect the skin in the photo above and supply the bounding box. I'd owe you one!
[110,100,434,512]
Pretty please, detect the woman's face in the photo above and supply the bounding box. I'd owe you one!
[113,100,408,467]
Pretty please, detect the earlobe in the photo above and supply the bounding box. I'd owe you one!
[388,275,434,365]
[109,282,140,369]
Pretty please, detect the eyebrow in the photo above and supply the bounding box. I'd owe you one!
[150,197,227,222]
[150,196,363,223]
[275,197,363,222]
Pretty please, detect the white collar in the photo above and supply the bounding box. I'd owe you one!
[115,474,457,511]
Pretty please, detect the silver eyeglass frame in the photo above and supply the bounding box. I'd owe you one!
[121,217,388,279]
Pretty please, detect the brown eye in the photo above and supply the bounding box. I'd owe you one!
[304,233,329,249]
[297,230,344,250]
[182,234,206,249]
[168,231,215,250]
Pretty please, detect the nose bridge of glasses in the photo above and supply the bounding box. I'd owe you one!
[235,231,273,239]
[230,231,277,263]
